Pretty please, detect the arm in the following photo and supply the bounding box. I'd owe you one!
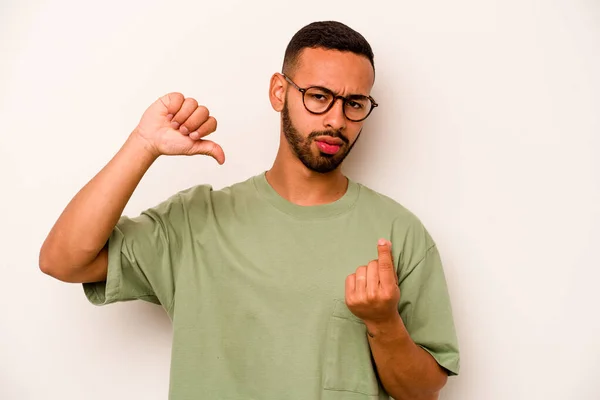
[365,313,447,400]
[346,239,448,400]
[39,134,158,283]
[39,92,223,283]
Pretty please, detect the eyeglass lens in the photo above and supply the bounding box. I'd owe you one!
[303,87,372,121]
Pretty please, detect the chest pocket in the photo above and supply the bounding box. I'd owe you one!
[322,299,381,398]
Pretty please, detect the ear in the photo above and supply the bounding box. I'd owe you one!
[269,73,286,112]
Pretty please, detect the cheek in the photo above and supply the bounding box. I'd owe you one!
[346,124,364,143]
[297,118,315,134]
[292,110,319,135]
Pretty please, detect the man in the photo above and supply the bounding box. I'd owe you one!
[40,21,459,400]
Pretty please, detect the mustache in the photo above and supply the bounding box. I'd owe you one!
[307,130,350,145]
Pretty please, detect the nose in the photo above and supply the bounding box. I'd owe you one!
[322,98,347,131]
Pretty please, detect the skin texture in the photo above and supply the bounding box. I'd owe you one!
[39,46,448,400]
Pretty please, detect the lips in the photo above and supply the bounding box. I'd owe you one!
[314,136,344,146]
[315,140,342,155]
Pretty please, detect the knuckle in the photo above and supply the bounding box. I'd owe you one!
[168,92,184,105]
[208,142,217,155]
[197,105,209,116]
[382,290,396,302]
[184,97,198,109]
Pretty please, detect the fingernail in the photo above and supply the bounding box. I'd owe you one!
[171,121,180,129]
[189,131,198,139]
[166,114,174,120]
[179,126,189,134]
[378,238,386,246]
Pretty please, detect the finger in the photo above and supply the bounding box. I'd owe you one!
[366,259,379,297]
[171,97,199,131]
[189,116,217,140]
[377,238,396,287]
[181,105,210,135]
[386,239,398,285]
[355,265,367,298]
[345,274,356,296]
[157,92,185,117]
[189,139,225,164]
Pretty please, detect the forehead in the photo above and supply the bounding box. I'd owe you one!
[292,47,374,95]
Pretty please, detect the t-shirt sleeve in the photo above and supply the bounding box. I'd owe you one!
[82,193,186,312]
[394,218,461,376]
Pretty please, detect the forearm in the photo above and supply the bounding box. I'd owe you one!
[366,314,448,400]
[40,133,157,275]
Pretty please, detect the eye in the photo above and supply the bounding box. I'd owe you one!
[305,87,332,104]
[309,93,329,102]
[347,101,365,110]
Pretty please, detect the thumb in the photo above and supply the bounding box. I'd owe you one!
[189,139,226,164]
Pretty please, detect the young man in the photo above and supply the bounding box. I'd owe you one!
[40,21,460,400]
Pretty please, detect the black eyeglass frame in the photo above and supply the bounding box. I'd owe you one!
[282,74,378,122]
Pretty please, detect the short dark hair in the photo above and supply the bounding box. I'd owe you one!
[282,21,375,77]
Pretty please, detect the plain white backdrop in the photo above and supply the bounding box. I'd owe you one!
[1,0,599,399]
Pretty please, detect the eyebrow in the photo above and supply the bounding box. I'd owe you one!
[309,84,370,98]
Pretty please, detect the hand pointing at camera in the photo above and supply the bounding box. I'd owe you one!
[345,239,400,324]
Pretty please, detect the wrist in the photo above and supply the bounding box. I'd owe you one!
[364,313,409,342]
[125,130,160,164]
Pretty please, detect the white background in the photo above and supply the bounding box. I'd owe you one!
[1,0,599,399]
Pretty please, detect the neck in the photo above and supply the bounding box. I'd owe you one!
[266,141,349,207]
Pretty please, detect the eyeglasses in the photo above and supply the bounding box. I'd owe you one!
[283,74,378,122]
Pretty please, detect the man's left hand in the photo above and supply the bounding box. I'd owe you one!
[345,239,401,324]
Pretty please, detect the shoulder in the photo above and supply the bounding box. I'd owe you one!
[173,175,257,210]
[355,181,435,247]
[355,181,421,225]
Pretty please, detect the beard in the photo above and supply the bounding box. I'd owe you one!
[281,102,360,174]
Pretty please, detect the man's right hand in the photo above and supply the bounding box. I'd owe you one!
[132,92,225,164]
[40,92,226,283]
